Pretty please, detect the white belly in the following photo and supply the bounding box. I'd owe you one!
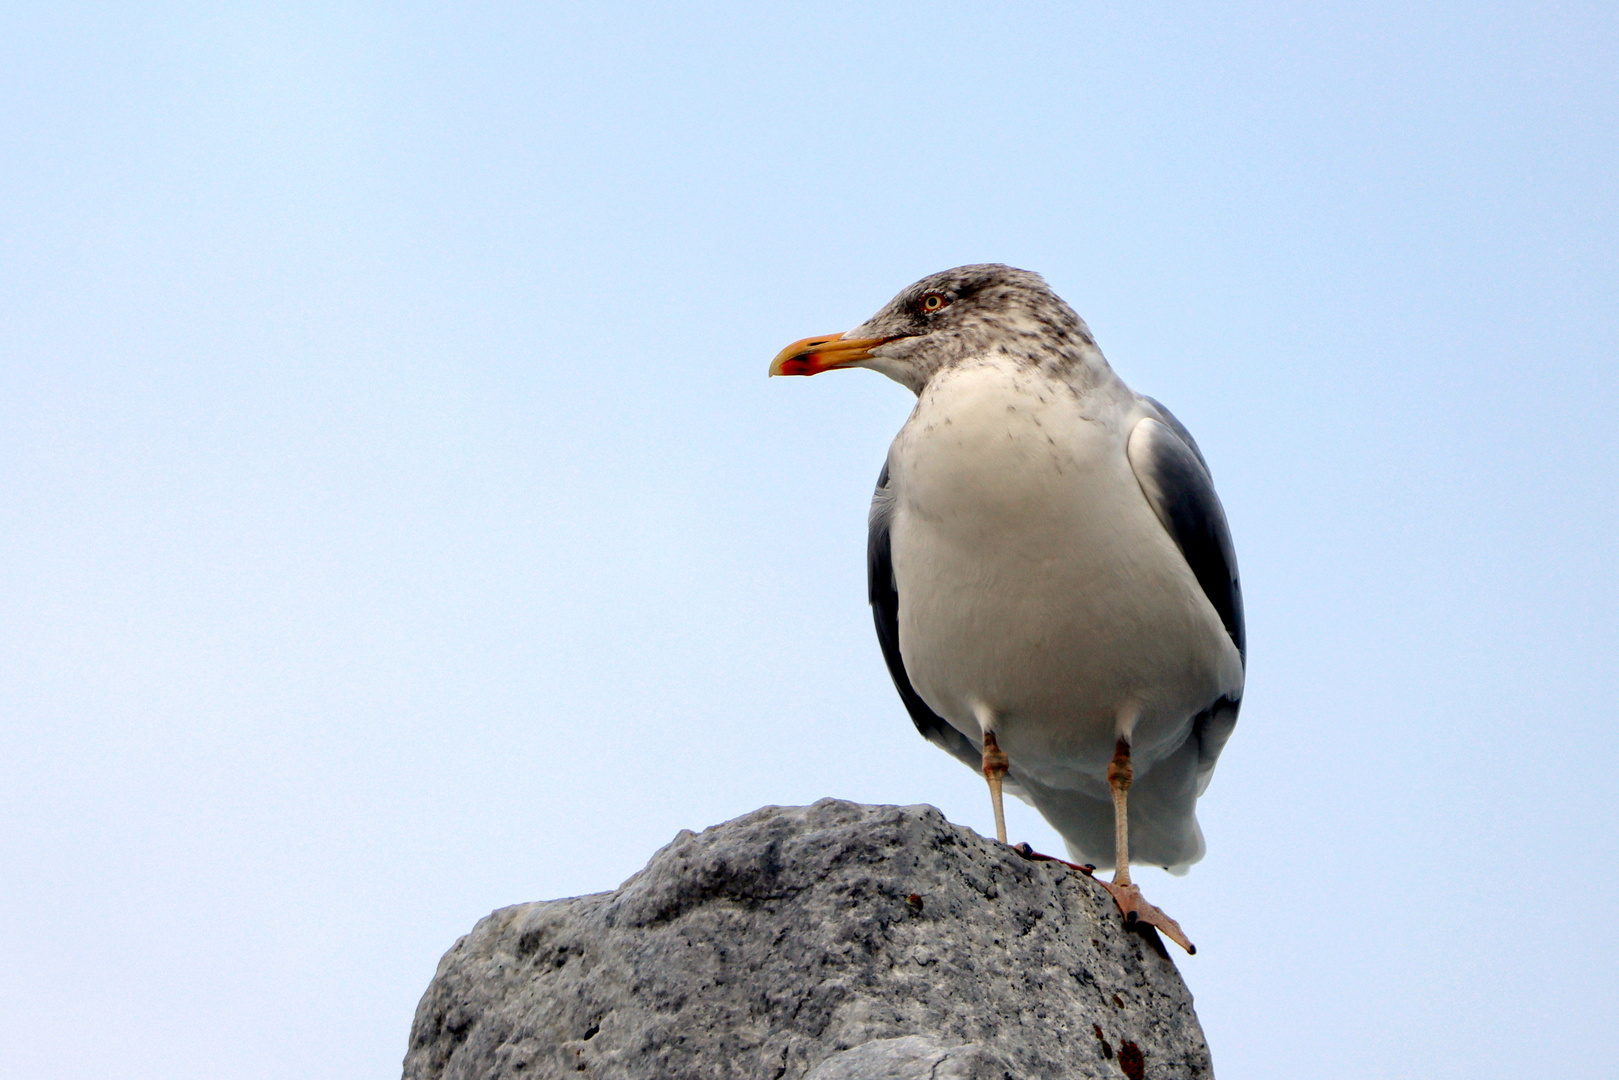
[889,360,1240,799]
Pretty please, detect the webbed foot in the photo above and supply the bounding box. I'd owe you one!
[1098,879,1196,955]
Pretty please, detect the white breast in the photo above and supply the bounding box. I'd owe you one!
[887,358,1241,798]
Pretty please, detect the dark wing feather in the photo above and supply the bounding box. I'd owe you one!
[1128,407,1246,664]
[1128,406,1247,790]
[867,461,984,773]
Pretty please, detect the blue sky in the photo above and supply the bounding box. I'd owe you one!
[3,3,1615,1077]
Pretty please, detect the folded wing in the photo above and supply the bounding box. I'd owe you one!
[1128,404,1247,791]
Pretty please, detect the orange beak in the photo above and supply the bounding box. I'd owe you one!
[769,332,896,376]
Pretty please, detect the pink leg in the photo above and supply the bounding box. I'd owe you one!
[981,731,1009,844]
[1096,739,1197,955]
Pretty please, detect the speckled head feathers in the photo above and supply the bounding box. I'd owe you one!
[843,264,1107,393]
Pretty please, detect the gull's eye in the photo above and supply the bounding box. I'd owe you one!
[919,292,949,314]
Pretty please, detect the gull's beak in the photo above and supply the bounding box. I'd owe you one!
[769,332,896,376]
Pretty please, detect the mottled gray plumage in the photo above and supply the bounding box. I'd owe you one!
[834,265,1104,393]
[824,264,1245,872]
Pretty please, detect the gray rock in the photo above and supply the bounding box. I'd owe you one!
[802,1035,1015,1079]
[404,799,1212,1080]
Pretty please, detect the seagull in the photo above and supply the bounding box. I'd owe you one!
[769,265,1244,953]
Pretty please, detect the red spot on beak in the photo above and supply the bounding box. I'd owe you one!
[774,354,823,376]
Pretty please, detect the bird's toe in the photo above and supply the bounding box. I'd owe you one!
[1098,880,1196,955]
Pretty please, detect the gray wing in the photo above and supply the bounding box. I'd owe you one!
[1130,402,1245,663]
[867,461,984,775]
[1128,402,1246,789]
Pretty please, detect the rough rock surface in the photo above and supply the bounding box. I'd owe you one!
[404,800,1212,1080]
[802,1035,1017,1079]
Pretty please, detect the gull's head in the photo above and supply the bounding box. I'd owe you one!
[768,263,1102,394]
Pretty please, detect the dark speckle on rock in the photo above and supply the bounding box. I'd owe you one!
[1118,1040,1147,1080]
